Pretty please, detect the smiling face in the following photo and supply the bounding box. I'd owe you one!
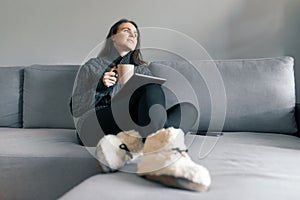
[111,22,138,56]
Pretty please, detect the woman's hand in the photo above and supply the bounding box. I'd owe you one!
[103,71,117,87]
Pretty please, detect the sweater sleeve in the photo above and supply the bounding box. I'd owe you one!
[70,58,105,118]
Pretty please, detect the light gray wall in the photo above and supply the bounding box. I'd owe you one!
[1,0,300,99]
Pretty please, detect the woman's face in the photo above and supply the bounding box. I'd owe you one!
[111,22,138,56]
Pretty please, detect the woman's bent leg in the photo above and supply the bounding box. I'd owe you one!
[93,84,198,144]
[165,102,198,133]
[129,84,167,138]
[77,107,122,146]
[96,106,122,135]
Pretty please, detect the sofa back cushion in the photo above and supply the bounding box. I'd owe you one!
[149,56,297,134]
[23,65,79,128]
[0,67,23,127]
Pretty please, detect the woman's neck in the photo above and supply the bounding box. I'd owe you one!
[113,44,130,57]
[119,51,130,57]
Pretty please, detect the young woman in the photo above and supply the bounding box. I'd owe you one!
[70,19,210,192]
[70,18,198,145]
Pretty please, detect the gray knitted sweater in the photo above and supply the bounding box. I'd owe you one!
[70,54,152,118]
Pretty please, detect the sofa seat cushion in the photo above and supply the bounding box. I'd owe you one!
[60,132,300,200]
[0,128,99,200]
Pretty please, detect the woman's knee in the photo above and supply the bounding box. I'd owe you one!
[138,84,165,100]
[166,102,198,133]
[130,84,165,111]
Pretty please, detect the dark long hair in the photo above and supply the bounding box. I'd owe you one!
[98,19,146,65]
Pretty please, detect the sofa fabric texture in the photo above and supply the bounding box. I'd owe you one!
[0,128,99,200]
[149,57,297,134]
[60,132,300,200]
[0,66,23,127]
[23,65,79,128]
[0,56,299,200]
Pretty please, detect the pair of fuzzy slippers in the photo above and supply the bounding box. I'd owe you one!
[95,127,211,192]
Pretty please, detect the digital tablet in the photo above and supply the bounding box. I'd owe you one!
[112,73,166,101]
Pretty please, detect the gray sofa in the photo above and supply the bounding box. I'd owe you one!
[1,57,300,200]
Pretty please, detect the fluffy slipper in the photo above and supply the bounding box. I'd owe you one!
[137,127,211,192]
[95,130,143,173]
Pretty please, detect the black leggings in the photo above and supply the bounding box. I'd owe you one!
[97,84,197,137]
[78,84,198,146]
